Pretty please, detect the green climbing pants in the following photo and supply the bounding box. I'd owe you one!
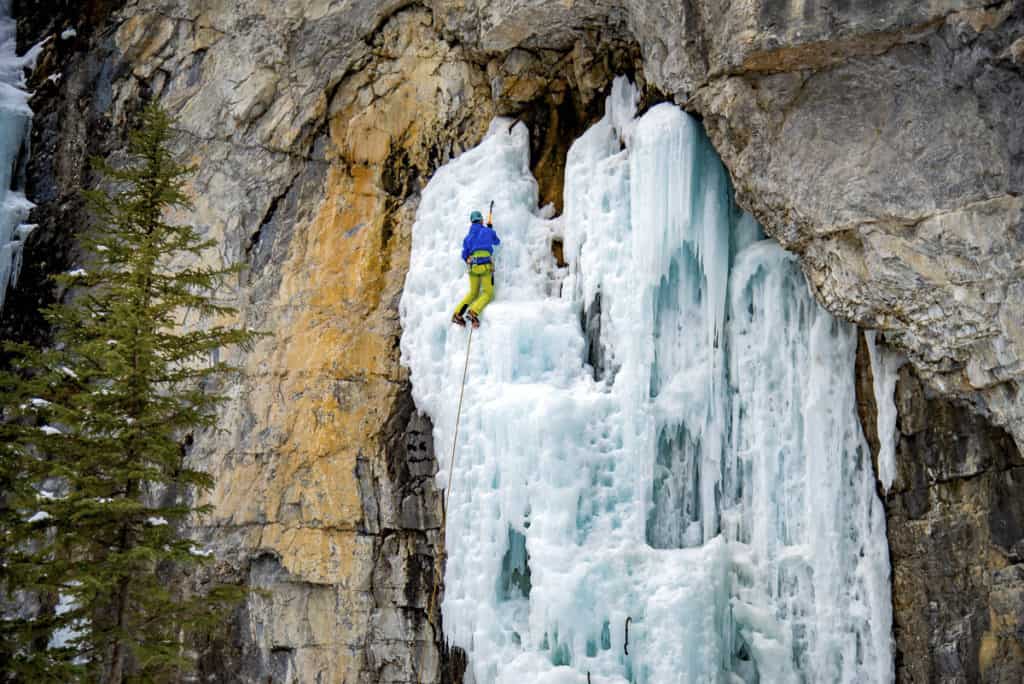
[455,258,495,317]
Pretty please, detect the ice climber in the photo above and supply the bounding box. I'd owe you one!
[452,209,501,329]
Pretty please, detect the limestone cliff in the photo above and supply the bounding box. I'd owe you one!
[11,0,1024,681]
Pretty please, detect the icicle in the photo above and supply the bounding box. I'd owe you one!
[0,2,36,315]
[865,330,906,492]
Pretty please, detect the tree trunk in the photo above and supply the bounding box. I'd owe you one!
[105,574,131,684]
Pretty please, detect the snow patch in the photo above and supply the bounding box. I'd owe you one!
[48,588,84,650]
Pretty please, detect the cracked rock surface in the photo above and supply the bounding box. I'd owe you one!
[884,363,1024,683]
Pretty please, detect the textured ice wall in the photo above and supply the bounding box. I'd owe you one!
[0,0,37,314]
[401,78,892,683]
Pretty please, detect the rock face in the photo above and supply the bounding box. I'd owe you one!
[13,0,1024,682]
[858,333,1024,682]
[885,362,1024,683]
[696,3,1024,445]
[1,0,127,342]
[115,7,497,681]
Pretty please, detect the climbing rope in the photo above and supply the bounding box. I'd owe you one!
[418,200,490,683]
[445,325,474,506]
[418,327,474,684]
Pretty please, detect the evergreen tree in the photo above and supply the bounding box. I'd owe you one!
[0,104,258,682]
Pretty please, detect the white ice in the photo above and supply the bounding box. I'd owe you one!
[865,331,905,493]
[0,0,37,314]
[401,77,893,683]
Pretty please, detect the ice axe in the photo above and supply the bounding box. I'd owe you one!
[486,200,496,275]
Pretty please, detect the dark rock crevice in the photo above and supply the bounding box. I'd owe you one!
[14,0,127,53]
[486,30,642,212]
[242,132,330,316]
[355,382,447,682]
[1,1,128,345]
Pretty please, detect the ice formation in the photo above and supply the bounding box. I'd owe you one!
[865,331,905,493]
[401,78,893,683]
[0,0,37,314]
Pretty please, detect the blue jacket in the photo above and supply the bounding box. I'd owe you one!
[461,221,501,261]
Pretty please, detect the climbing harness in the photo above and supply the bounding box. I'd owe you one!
[486,200,496,275]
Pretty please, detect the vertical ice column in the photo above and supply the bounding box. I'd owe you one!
[866,330,905,492]
[728,243,893,682]
[0,0,37,314]
[564,79,892,682]
[626,104,758,548]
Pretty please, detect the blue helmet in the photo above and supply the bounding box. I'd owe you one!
[470,210,484,223]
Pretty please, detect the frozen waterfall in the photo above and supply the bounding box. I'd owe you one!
[400,78,892,683]
[0,0,37,314]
